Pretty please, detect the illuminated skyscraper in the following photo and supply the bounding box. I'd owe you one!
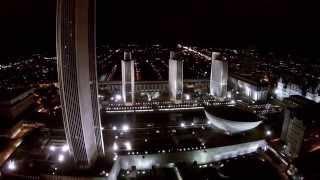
[169,51,183,103]
[210,52,228,98]
[56,0,104,168]
[122,51,135,105]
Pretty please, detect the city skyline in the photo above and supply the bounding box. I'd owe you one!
[1,0,320,59]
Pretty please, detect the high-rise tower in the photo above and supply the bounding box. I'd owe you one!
[56,0,104,168]
[121,51,135,105]
[210,52,228,98]
[169,51,183,103]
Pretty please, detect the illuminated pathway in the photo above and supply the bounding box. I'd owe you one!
[0,122,43,168]
[181,45,211,61]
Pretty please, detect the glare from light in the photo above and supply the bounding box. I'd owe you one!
[112,126,117,131]
[113,154,118,161]
[58,154,65,162]
[266,130,272,136]
[49,145,56,152]
[230,100,235,104]
[7,160,16,171]
[185,94,191,100]
[61,144,69,152]
[113,142,119,151]
[180,122,185,128]
[124,141,132,151]
[122,124,129,132]
[115,94,122,101]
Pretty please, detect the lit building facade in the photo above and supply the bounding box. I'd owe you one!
[168,51,183,103]
[210,52,228,98]
[229,74,269,102]
[56,0,104,167]
[274,78,320,103]
[121,51,135,105]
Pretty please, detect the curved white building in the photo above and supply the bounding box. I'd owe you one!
[56,0,104,168]
[205,108,262,134]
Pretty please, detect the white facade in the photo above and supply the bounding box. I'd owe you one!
[121,51,135,105]
[205,110,262,134]
[169,51,183,103]
[56,0,104,167]
[210,52,228,99]
[274,78,320,103]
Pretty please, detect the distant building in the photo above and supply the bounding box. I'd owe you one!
[121,51,135,105]
[229,73,269,102]
[168,51,183,103]
[56,0,104,168]
[274,78,320,103]
[0,88,35,120]
[210,52,228,99]
[281,95,319,158]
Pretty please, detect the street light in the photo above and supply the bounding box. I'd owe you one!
[115,94,122,101]
[124,141,132,151]
[266,130,272,136]
[122,124,129,132]
[58,154,65,162]
[112,126,117,131]
[61,144,69,152]
[113,142,118,151]
[7,160,16,171]
[49,145,56,152]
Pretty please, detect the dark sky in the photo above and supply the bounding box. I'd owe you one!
[0,0,319,58]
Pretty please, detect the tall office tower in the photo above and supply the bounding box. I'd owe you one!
[56,0,104,168]
[210,52,228,98]
[280,96,318,158]
[169,51,183,103]
[121,51,135,105]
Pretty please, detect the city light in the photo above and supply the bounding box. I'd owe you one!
[122,124,130,132]
[61,144,69,152]
[112,126,117,131]
[113,142,118,151]
[185,94,191,100]
[124,141,132,151]
[266,130,272,136]
[115,94,122,101]
[180,122,185,128]
[7,160,16,171]
[113,154,118,161]
[58,154,65,162]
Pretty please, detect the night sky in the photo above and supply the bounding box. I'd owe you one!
[0,0,319,58]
